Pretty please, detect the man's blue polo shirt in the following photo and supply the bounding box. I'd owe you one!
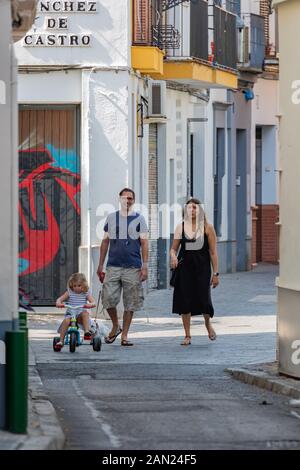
[104,211,148,269]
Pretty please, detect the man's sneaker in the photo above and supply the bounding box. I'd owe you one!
[84,331,92,340]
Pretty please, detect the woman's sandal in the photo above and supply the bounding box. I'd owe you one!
[181,336,191,346]
[121,339,134,346]
[208,330,217,341]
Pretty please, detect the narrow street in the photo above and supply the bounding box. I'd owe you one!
[1,0,300,456]
[28,265,300,450]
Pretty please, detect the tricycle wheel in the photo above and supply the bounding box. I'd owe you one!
[69,331,77,353]
[92,335,102,352]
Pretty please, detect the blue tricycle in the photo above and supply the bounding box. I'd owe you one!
[53,304,102,353]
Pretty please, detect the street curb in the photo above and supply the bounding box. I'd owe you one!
[18,366,66,450]
[225,365,300,399]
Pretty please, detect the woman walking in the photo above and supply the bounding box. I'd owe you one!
[170,198,219,345]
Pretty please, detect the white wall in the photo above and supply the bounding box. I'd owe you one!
[0,2,18,323]
[241,0,260,16]
[136,77,149,211]
[170,1,190,57]
[14,0,130,67]
[84,70,131,246]
[18,70,82,102]
[14,1,149,294]
[251,77,279,206]
[165,88,209,231]
[166,89,188,211]
[274,0,300,379]
[253,78,279,126]
[205,88,228,230]
[81,69,132,286]
[261,126,277,204]
[17,68,132,246]
[269,9,278,51]
[17,66,135,289]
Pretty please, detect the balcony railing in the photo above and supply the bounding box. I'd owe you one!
[190,0,209,61]
[225,0,240,16]
[133,0,238,71]
[238,13,265,72]
[213,5,237,70]
[153,25,180,49]
[133,0,180,50]
[166,0,208,61]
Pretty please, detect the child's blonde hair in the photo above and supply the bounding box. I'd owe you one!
[68,273,89,293]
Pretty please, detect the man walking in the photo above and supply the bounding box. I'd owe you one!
[97,188,149,346]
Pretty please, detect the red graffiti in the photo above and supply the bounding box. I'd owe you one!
[55,177,81,215]
[19,147,80,276]
[19,195,60,276]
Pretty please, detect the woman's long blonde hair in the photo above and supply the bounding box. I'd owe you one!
[183,198,207,226]
[68,273,89,293]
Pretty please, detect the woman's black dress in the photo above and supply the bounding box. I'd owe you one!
[172,224,214,317]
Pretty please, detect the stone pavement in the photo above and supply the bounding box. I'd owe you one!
[3,262,299,449]
[29,263,278,367]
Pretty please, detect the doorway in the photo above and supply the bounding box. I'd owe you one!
[236,129,247,271]
[18,105,81,305]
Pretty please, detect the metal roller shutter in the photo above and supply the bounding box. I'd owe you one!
[148,124,158,289]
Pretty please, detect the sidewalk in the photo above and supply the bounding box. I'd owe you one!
[0,347,65,450]
[226,362,300,400]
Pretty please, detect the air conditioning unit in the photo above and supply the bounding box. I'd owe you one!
[148,80,166,118]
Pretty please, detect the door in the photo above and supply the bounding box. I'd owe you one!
[190,133,194,197]
[214,128,225,237]
[19,106,80,305]
[236,129,247,271]
[255,126,262,262]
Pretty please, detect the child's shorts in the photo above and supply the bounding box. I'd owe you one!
[65,308,85,318]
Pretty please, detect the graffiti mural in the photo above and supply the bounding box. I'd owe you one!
[19,108,80,305]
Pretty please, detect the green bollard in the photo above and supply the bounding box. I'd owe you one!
[6,330,28,433]
[19,312,29,364]
[19,311,27,330]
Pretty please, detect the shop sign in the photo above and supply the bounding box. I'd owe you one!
[23,1,97,47]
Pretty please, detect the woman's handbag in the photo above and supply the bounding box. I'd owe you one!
[170,222,186,287]
[170,258,183,287]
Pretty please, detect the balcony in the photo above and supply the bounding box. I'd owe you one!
[264,47,279,75]
[157,0,238,89]
[238,14,265,72]
[132,0,238,89]
[132,0,172,76]
[131,45,164,75]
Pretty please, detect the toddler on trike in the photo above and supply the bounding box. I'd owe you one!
[54,272,96,352]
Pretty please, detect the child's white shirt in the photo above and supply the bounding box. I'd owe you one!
[67,288,91,307]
